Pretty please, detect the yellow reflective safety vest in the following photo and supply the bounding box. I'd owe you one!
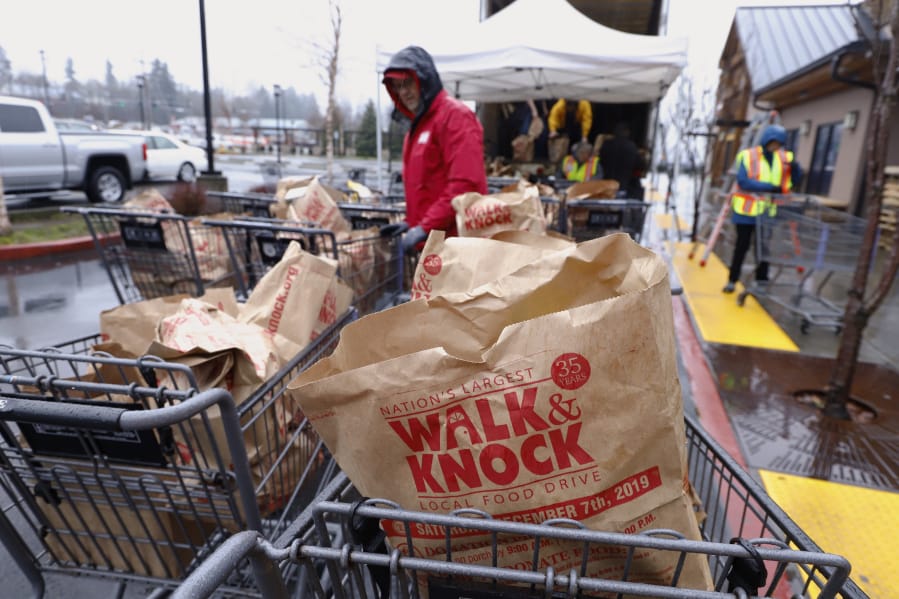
[732,147,793,217]
[562,155,599,182]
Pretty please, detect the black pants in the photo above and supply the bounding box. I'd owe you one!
[728,223,769,283]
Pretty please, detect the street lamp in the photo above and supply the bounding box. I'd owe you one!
[198,0,219,176]
[39,49,49,106]
[273,84,282,165]
[137,75,146,129]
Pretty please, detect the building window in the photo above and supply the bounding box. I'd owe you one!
[806,122,842,195]
[785,128,799,154]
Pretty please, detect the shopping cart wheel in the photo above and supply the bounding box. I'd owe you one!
[800,319,810,335]
[736,292,748,307]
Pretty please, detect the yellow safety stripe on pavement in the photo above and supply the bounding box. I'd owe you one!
[759,469,897,599]
[669,242,799,351]
[648,188,666,202]
[654,212,691,231]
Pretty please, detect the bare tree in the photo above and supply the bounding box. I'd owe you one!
[825,0,899,417]
[312,0,342,181]
[660,70,717,239]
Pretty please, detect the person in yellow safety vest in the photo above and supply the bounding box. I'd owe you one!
[560,141,603,182]
[723,124,803,293]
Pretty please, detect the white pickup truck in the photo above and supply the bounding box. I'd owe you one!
[0,95,147,203]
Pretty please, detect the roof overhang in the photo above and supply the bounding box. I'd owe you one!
[755,42,874,107]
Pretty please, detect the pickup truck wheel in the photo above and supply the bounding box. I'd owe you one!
[177,162,197,183]
[87,166,126,203]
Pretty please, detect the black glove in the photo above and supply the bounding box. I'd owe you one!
[767,184,783,194]
[379,221,409,238]
[401,225,427,252]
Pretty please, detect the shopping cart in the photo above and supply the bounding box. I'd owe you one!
[540,196,566,234]
[0,310,352,595]
[486,176,523,193]
[205,191,278,218]
[563,199,651,243]
[171,412,862,599]
[337,202,405,231]
[736,198,870,333]
[62,206,247,304]
[201,217,404,315]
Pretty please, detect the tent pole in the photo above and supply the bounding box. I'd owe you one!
[648,98,662,197]
[376,68,383,193]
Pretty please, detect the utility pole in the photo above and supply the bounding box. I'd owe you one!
[39,49,49,106]
[273,84,282,165]
[137,75,146,129]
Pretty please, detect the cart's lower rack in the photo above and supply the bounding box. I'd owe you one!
[0,310,353,595]
[171,413,864,599]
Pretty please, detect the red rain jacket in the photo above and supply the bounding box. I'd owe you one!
[384,46,487,236]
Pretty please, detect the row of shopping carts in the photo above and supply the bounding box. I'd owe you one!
[486,176,651,243]
[0,185,864,597]
[0,330,864,598]
[61,194,407,314]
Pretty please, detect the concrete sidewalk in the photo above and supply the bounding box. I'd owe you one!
[661,227,898,598]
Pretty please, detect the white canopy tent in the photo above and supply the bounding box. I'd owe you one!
[372,0,688,188]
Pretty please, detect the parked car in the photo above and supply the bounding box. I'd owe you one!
[0,95,147,203]
[54,118,102,132]
[114,129,209,183]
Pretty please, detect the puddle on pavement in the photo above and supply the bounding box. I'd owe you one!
[0,251,119,349]
[706,343,899,490]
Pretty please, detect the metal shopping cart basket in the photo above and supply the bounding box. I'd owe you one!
[736,197,870,333]
[172,412,862,599]
[202,217,404,315]
[0,310,352,596]
[337,202,405,232]
[205,191,279,218]
[61,206,249,305]
[563,199,651,243]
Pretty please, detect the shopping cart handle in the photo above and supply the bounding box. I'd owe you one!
[0,396,125,430]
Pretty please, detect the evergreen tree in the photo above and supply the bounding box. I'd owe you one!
[0,46,12,94]
[356,99,377,157]
[148,59,178,125]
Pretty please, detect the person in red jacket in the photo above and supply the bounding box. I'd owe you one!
[379,46,488,251]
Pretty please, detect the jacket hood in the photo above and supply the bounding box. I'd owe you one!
[759,125,787,148]
[383,46,443,128]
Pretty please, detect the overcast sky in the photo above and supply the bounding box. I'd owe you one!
[0,0,855,111]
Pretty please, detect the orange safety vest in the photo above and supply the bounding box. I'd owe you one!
[731,146,793,217]
[562,156,599,182]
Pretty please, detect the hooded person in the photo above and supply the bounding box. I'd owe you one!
[722,124,803,293]
[378,46,488,251]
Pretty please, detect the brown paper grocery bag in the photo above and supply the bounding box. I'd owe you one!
[548,135,570,165]
[187,212,233,284]
[288,233,712,591]
[452,188,546,238]
[280,176,351,233]
[410,230,573,300]
[238,241,338,353]
[489,229,574,249]
[309,277,354,342]
[99,288,239,357]
[332,227,385,313]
